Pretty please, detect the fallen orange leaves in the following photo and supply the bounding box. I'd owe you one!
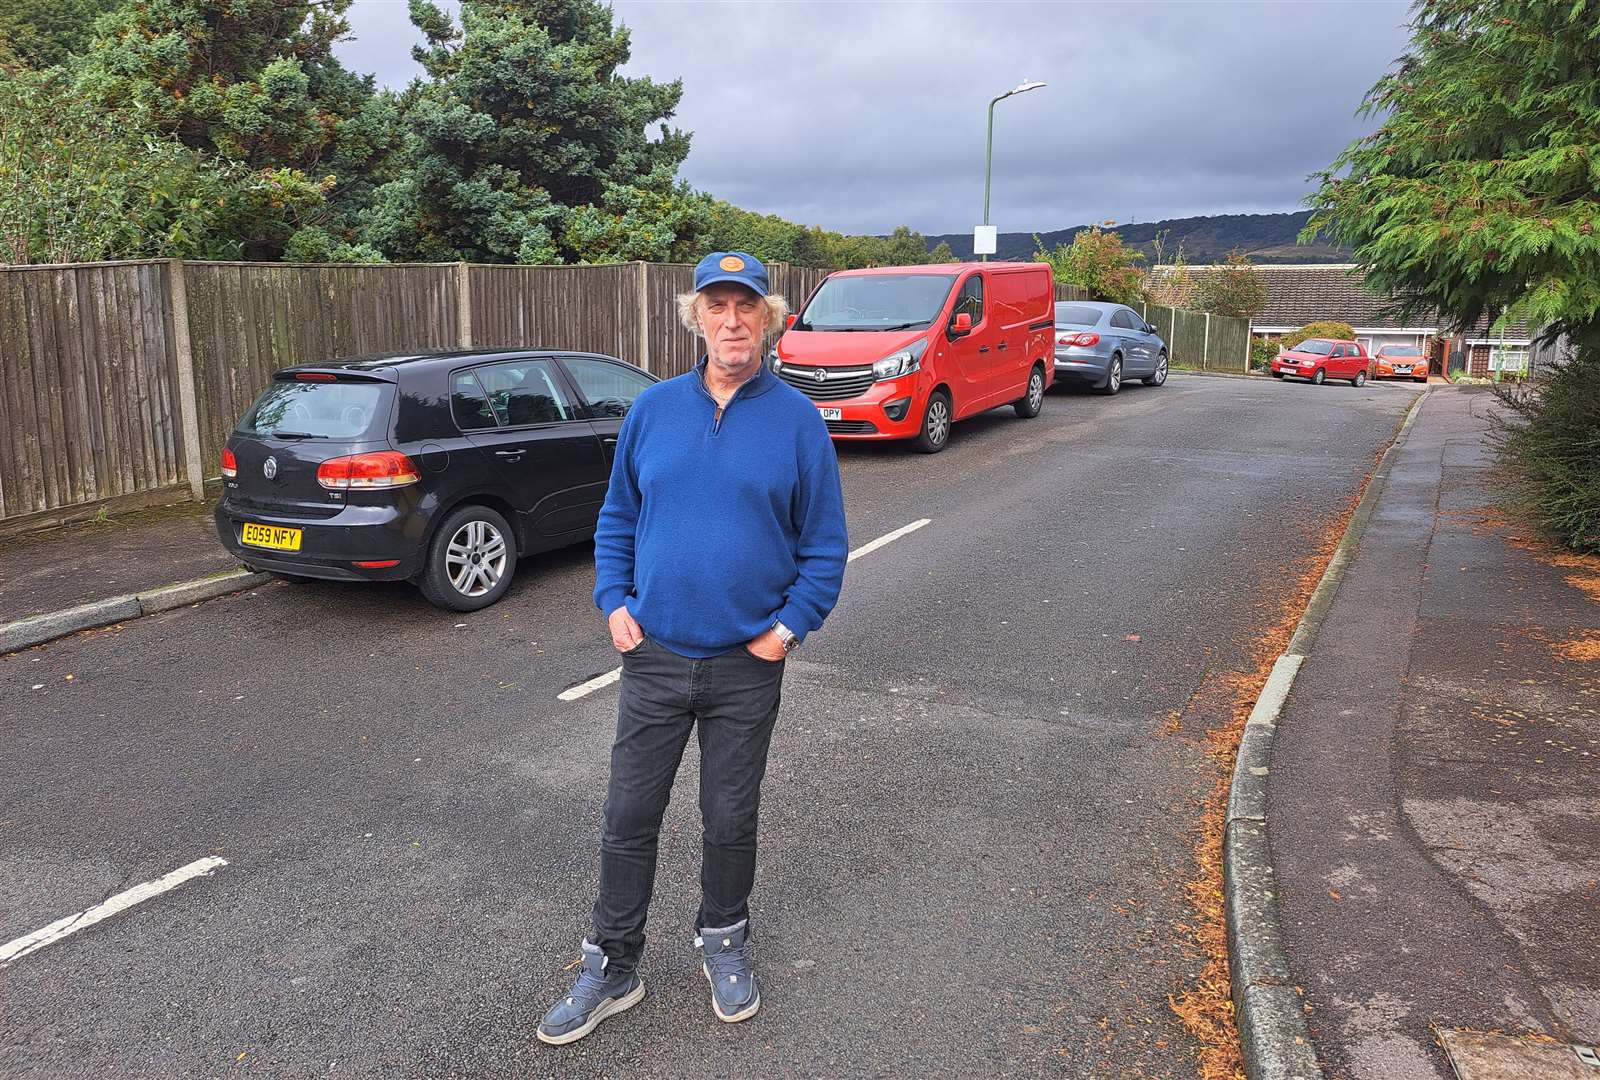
[1167,493,1354,1080]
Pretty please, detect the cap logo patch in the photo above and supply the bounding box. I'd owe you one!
[718,255,746,272]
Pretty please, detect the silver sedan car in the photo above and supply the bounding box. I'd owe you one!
[1052,301,1169,395]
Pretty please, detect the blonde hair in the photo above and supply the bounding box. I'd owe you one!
[676,289,790,338]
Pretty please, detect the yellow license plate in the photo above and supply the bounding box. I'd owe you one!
[241,523,302,551]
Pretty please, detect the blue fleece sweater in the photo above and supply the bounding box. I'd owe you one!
[592,359,848,658]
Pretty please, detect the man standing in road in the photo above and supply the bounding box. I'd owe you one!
[537,252,848,1045]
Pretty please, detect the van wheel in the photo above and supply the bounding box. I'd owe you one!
[913,390,952,453]
[1013,365,1045,418]
[1098,355,1123,396]
[1311,368,1326,385]
[1142,351,1168,386]
[418,504,517,611]
[1352,370,1367,387]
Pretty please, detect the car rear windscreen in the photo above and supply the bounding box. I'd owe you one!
[238,379,388,439]
[797,274,956,331]
[1055,304,1102,326]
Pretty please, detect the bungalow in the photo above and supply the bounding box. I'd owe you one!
[1148,263,1532,377]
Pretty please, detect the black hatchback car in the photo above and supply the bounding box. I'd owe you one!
[215,349,657,611]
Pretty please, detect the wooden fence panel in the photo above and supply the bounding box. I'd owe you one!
[642,263,700,379]
[0,262,182,522]
[1207,313,1250,372]
[1169,309,1210,368]
[469,264,641,364]
[183,262,459,472]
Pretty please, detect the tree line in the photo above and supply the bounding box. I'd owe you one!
[0,0,954,269]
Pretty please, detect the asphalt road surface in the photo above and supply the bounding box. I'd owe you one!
[1,373,1422,1080]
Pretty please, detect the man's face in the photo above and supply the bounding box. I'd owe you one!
[697,283,766,374]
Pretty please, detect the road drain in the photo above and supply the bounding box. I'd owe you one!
[1438,1029,1600,1080]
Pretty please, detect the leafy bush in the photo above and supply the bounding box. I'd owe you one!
[1192,252,1267,317]
[1281,321,1356,349]
[1034,226,1146,307]
[1250,336,1283,370]
[1488,347,1600,553]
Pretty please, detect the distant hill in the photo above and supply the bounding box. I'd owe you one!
[924,210,1351,264]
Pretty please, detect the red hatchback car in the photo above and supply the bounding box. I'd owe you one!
[1270,338,1369,386]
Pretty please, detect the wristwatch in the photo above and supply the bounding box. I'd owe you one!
[772,621,799,652]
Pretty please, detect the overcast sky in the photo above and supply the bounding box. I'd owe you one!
[334,0,1413,237]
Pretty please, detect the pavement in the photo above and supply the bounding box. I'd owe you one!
[2,374,1427,1078]
[1268,387,1600,1079]
[0,498,240,624]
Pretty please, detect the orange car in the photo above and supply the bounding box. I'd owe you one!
[1372,344,1429,382]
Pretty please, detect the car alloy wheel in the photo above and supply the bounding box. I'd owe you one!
[1100,355,1123,396]
[1312,367,1326,385]
[1145,353,1168,386]
[446,518,508,597]
[1028,369,1044,411]
[1353,370,1367,387]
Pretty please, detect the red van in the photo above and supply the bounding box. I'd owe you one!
[771,262,1056,452]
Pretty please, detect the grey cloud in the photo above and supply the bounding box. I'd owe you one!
[337,0,1412,236]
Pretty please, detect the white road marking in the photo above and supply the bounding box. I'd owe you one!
[557,667,622,703]
[0,856,228,967]
[557,519,930,703]
[848,518,930,562]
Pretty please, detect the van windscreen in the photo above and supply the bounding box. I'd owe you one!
[796,274,957,332]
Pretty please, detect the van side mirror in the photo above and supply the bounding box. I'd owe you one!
[785,314,796,329]
[950,312,973,337]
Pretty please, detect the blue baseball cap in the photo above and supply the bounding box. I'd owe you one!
[693,251,769,297]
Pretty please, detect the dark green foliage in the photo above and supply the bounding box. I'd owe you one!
[1306,0,1600,552]
[72,0,399,259]
[1488,351,1600,553]
[1303,0,1600,348]
[0,0,119,69]
[359,0,692,263]
[0,67,284,262]
[698,202,942,269]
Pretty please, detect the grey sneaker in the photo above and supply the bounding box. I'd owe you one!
[536,940,645,1045]
[696,919,760,1023]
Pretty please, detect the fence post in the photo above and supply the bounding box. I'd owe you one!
[1245,318,1253,372]
[635,261,651,373]
[166,259,206,502]
[456,262,473,348]
[1202,312,1211,370]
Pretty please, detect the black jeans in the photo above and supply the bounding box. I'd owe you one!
[591,636,786,971]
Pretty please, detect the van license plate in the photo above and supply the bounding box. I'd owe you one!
[241,523,302,551]
[819,408,842,421]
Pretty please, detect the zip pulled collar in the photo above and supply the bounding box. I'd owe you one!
[694,356,777,409]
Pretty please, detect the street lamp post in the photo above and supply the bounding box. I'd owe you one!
[982,79,1046,261]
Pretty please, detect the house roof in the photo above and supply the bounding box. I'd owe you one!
[1149,263,1527,337]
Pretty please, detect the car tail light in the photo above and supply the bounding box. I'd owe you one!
[1057,332,1101,347]
[295,372,337,382]
[221,447,238,478]
[316,451,420,490]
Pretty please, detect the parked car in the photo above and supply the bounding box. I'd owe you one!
[1372,344,1429,382]
[770,262,1055,453]
[1270,338,1369,386]
[214,350,658,611]
[1051,301,1169,395]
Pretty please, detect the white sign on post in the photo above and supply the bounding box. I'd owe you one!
[973,225,998,256]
